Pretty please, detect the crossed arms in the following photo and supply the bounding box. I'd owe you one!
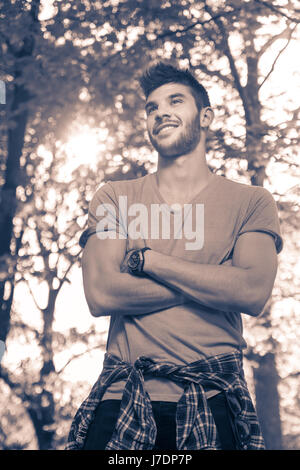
[82,229,278,318]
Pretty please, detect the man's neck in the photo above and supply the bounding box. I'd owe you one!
[156,146,212,201]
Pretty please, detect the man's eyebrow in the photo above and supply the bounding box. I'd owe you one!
[169,93,186,100]
[145,93,186,111]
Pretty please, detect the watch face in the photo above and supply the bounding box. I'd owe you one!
[128,250,140,270]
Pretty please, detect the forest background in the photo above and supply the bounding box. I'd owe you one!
[0,0,299,450]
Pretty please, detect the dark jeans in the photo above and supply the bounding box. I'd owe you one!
[83,392,237,450]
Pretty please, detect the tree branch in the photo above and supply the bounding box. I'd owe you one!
[282,371,300,380]
[190,61,233,85]
[56,345,105,375]
[156,6,243,40]
[254,0,300,23]
[24,278,43,312]
[56,260,74,295]
[91,6,243,73]
[259,24,299,89]
[275,105,300,130]
[203,2,252,124]
[257,25,294,58]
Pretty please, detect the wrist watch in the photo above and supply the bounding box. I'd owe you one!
[127,247,151,275]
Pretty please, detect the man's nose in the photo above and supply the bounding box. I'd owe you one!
[154,105,171,121]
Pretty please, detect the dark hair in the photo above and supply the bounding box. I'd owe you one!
[139,61,211,110]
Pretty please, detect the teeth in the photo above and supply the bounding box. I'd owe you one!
[158,125,176,134]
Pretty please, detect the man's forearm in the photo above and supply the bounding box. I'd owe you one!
[143,250,263,316]
[87,271,184,317]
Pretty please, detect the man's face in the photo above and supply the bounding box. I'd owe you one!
[145,82,201,158]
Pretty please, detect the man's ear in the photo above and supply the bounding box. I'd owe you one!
[200,107,214,129]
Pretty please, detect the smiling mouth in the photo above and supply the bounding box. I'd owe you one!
[154,123,179,136]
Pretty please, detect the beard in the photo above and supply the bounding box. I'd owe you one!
[148,112,201,158]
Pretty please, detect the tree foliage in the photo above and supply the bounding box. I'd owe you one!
[0,0,299,449]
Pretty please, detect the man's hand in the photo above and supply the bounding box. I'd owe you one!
[120,249,134,273]
[82,235,186,317]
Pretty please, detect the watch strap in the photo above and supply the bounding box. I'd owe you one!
[140,247,151,272]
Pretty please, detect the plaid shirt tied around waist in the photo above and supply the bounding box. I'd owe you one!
[65,351,265,450]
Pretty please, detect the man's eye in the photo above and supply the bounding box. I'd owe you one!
[147,107,155,115]
[171,98,183,104]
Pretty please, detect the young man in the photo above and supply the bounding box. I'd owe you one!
[66,62,283,450]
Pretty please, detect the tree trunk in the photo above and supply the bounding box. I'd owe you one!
[0,368,55,450]
[26,389,56,450]
[253,352,283,449]
[0,0,40,342]
[0,82,29,341]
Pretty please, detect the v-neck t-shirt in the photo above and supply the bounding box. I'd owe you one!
[85,172,283,401]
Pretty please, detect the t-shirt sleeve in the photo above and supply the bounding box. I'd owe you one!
[237,187,283,254]
[79,182,127,248]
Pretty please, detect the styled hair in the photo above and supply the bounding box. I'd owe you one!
[139,61,211,110]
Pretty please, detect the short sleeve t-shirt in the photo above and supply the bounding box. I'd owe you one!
[82,172,283,401]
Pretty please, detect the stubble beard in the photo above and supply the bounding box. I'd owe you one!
[149,112,201,159]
